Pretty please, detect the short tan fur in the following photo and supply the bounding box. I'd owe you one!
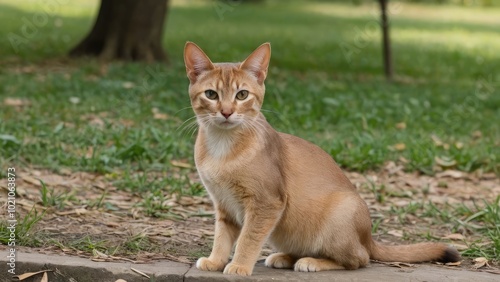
[183,42,460,276]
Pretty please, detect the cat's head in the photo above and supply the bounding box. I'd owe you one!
[184,42,271,130]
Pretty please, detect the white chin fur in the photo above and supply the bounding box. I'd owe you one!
[213,121,240,130]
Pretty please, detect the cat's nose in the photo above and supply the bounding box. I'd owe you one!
[221,110,233,119]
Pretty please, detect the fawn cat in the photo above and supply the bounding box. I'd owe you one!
[183,42,460,276]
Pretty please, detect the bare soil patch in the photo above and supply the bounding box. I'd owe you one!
[1,163,499,273]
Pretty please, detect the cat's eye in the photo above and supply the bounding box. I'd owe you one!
[236,90,249,100]
[205,90,218,100]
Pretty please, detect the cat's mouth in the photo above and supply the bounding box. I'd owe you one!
[220,120,234,126]
[214,119,239,129]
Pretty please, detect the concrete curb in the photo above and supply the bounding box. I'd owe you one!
[1,251,498,282]
[0,251,188,282]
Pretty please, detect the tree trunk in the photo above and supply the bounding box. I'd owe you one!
[70,0,169,62]
[378,0,393,81]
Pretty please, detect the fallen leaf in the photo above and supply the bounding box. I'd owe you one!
[435,156,456,167]
[14,270,52,280]
[155,113,169,120]
[431,135,443,146]
[89,117,105,127]
[445,261,461,266]
[21,175,42,186]
[131,267,150,278]
[38,173,66,186]
[41,272,48,282]
[93,249,109,258]
[387,230,403,237]
[85,146,94,158]
[118,119,135,127]
[69,97,80,104]
[442,233,465,241]
[165,254,191,264]
[152,107,169,120]
[171,160,192,169]
[388,143,406,151]
[393,200,410,207]
[4,97,30,107]
[473,257,489,269]
[398,156,409,163]
[452,243,469,251]
[122,81,135,89]
[395,122,406,129]
[374,261,414,268]
[178,196,196,205]
[105,222,121,227]
[384,161,404,175]
[436,170,464,179]
[202,229,215,236]
[472,130,482,139]
[56,208,87,216]
[115,280,128,282]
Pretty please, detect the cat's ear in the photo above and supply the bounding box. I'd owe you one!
[240,43,271,85]
[184,42,215,83]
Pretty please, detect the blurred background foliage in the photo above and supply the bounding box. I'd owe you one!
[0,0,498,175]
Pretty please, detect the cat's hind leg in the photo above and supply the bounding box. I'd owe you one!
[294,257,345,272]
[265,253,296,269]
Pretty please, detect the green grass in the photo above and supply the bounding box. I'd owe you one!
[361,165,499,262]
[0,206,46,246]
[40,179,74,209]
[0,0,498,176]
[457,197,500,260]
[386,197,500,260]
[0,0,498,261]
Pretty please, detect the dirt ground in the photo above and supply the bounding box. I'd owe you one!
[1,162,499,273]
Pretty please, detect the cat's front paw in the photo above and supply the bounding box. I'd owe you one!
[196,257,225,272]
[223,262,253,276]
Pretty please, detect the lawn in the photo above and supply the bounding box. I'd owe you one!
[0,0,499,269]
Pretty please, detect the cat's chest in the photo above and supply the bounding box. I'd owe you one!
[198,167,245,225]
[204,131,235,159]
[194,129,262,225]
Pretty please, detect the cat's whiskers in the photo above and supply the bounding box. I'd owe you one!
[178,114,211,138]
[241,120,257,138]
[241,117,266,140]
[174,106,194,115]
[260,108,280,117]
[177,115,198,131]
[186,120,201,137]
[195,115,212,130]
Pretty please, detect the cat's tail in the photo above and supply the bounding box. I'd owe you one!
[369,241,460,263]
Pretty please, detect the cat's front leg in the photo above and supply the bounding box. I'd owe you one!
[224,203,283,276]
[197,208,240,272]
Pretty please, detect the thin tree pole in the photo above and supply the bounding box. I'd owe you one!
[379,0,393,81]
